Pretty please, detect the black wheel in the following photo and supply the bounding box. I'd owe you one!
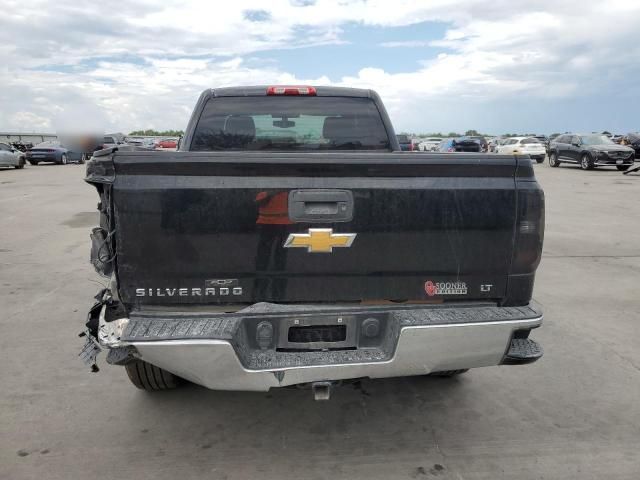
[536,157,544,164]
[125,360,181,391]
[429,369,469,377]
[28,160,39,165]
[15,157,25,169]
[616,165,630,171]
[580,154,594,170]
[548,152,560,167]
[60,153,68,165]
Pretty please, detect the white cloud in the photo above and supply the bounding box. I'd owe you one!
[0,0,639,133]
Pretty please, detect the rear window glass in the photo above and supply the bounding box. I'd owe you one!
[191,96,390,151]
[396,135,410,143]
[521,138,542,144]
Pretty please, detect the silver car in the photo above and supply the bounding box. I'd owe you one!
[0,142,26,169]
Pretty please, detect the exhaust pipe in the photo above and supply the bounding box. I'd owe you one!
[311,381,333,401]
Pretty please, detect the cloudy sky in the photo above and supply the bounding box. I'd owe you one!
[1,0,639,135]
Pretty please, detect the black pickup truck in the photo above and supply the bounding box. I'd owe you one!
[82,86,545,400]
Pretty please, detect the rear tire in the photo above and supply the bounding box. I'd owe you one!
[125,360,181,391]
[28,160,39,165]
[429,369,469,377]
[60,153,68,165]
[580,154,594,170]
[536,157,544,164]
[15,157,25,169]
[548,152,560,167]
[616,165,630,171]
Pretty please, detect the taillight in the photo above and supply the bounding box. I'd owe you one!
[511,184,544,275]
[266,86,317,96]
[502,178,545,306]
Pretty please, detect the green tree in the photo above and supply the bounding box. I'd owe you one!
[416,132,445,138]
[129,129,184,137]
[464,129,479,136]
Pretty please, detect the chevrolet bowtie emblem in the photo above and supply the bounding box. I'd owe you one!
[283,228,357,253]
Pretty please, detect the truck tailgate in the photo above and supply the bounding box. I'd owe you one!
[104,151,530,306]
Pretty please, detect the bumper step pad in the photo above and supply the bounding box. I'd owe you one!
[503,338,543,365]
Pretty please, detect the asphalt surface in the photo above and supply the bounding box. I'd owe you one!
[1,160,639,480]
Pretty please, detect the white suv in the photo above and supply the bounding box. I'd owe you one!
[496,137,546,163]
[417,137,443,152]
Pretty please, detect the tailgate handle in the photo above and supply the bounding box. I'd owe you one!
[288,190,353,223]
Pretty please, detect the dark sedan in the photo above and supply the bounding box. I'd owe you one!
[437,137,482,153]
[548,134,635,171]
[25,141,83,165]
[463,135,488,152]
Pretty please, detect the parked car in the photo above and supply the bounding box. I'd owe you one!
[544,134,562,156]
[495,137,546,163]
[124,137,145,147]
[0,142,26,169]
[417,137,442,151]
[456,137,483,152]
[624,133,640,159]
[83,85,544,397]
[396,134,412,151]
[489,137,509,153]
[548,134,635,171]
[533,135,548,144]
[157,138,178,149]
[437,137,482,153]
[141,138,158,149]
[464,136,488,152]
[25,141,83,165]
[437,138,455,152]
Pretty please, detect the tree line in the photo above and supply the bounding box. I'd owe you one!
[129,129,184,137]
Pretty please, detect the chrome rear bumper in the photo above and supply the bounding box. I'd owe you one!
[105,303,543,391]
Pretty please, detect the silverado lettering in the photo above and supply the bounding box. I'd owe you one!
[135,287,244,297]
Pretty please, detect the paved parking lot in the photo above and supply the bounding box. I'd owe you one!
[1,161,639,479]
